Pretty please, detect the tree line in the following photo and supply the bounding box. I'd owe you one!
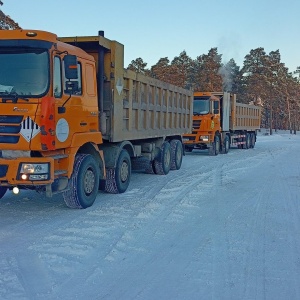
[1,2,299,133]
[128,48,300,134]
[0,2,20,30]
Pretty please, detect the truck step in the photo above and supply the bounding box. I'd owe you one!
[45,188,70,197]
[51,188,70,195]
[51,154,69,160]
[54,169,68,176]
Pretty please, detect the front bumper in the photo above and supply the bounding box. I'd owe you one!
[0,157,54,187]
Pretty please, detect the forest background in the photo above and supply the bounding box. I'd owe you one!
[1,2,299,134]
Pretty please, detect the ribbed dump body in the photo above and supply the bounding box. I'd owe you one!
[232,102,261,131]
[110,69,192,142]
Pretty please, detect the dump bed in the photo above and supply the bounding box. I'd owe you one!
[59,34,193,142]
[212,92,261,132]
[115,70,193,142]
[232,102,261,131]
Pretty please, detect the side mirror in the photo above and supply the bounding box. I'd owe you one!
[213,101,220,114]
[64,55,78,80]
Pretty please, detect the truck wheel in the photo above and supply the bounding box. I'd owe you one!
[63,154,100,209]
[250,133,256,148]
[105,150,131,193]
[185,146,193,152]
[209,135,220,156]
[0,186,7,199]
[220,135,230,154]
[145,161,155,174]
[170,140,183,170]
[153,141,171,175]
[243,133,251,149]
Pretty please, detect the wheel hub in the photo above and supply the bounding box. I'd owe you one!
[84,169,95,194]
[176,145,182,162]
[164,150,171,167]
[120,161,129,182]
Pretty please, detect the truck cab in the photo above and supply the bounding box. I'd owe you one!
[183,91,260,156]
[183,92,223,155]
[0,30,105,207]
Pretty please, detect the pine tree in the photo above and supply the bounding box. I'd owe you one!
[194,48,223,92]
[171,51,194,89]
[0,1,21,30]
[127,57,150,75]
[151,57,185,87]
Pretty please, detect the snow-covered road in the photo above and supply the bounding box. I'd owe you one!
[1,131,300,300]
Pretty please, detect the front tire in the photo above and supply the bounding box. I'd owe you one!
[209,135,220,156]
[63,154,100,209]
[220,135,230,154]
[185,146,193,152]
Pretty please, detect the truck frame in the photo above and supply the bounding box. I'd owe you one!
[183,92,261,155]
[0,29,193,208]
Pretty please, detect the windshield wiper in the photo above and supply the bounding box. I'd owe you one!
[0,92,29,103]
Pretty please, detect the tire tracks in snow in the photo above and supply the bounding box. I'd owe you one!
[46,148,276,298]
[1,137,298,299]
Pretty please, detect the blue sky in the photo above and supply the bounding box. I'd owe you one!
[2,0,300,73]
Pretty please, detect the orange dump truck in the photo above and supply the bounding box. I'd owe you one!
[0,29,193,208]
[183,92,261,155]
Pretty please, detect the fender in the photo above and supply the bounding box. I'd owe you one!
[99,141,135,169]
[62,132,103,178]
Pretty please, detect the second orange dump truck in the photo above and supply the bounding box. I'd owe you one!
[183,92,261,155]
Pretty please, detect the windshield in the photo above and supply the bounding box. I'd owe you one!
[193,96,210,115]
[0,49,49,97]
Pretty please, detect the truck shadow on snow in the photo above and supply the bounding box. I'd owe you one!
[0,189,68,214]
[0,145,252,216]
[0,168,160,215]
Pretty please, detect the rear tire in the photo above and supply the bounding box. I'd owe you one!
[170,140,183,170]
[63,154,100,209]
[105,150,131,193]
[250,133,256,148]
[0,186,7,199]
[243,133,250,149]
[153,141,171,175]
[237,136,243,149]
[145,161,155,174]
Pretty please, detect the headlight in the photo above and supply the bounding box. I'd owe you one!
[200,136,209,142]
[20,163,49,174]
[19,163,50,181]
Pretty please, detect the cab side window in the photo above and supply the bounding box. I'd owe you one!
[214,101,220,114]
[53,56,62,98]
[63,61,82,95]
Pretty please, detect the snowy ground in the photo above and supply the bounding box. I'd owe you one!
[0,130,300,300]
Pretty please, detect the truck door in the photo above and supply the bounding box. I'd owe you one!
[212,98,220,130]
